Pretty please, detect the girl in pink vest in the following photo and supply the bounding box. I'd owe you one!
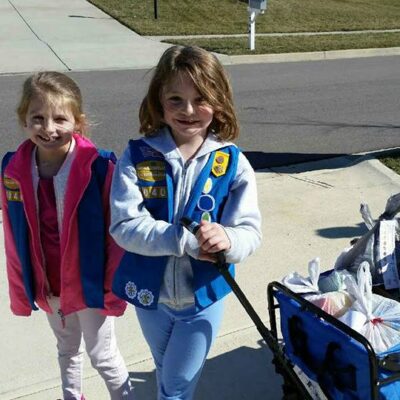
[1,71,134,400]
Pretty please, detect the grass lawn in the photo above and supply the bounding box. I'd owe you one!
[88,0,400,36]
[88,0,400,55]
[379,153,400,175]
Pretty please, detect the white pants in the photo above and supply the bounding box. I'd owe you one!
[46,297,134,400]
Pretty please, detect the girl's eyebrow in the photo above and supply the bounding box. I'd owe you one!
[164,89,181,94]
[27,107,39,113]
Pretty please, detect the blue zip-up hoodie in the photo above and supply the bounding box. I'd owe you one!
[110,128,262,311]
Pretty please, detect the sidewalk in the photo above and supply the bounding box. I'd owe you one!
[2,154,400,399]
[1,1,400,399]
[0,0,172,74]
[1,0,400,75]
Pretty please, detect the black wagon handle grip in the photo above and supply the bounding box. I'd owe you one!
[179,217,226,266]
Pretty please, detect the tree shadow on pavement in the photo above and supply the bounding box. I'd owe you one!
[316,223,367,240]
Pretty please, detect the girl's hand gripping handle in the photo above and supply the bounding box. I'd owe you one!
[180,217,227,266]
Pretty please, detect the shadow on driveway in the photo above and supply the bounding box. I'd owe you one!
[130,340,283,400]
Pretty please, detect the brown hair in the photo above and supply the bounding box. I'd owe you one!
[17,71,88,135]
[139,46,239,141]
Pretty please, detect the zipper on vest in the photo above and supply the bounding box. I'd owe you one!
[31,163,49,298]
[36,205,52,298]
[176,160,191,222]
[173,258,178,306]
[32,182,52,300]
[172,160,191,306]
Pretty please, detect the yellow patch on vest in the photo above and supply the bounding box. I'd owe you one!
[141,186,167,199]
[3,176,20,190]
[211,151,229,177]
[6,190,22,202]
[137,161,166,182]
[3,176,22,202]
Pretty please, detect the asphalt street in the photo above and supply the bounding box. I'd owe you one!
[1,1,400,399]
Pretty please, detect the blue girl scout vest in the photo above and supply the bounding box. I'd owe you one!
[112,139,240,311]
[1,149,115,311]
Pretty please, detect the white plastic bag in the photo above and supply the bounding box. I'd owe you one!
[339,262,400,353]
[282,258,320,294]
[334,198,400,289]
[305,291,353,318]
[318,270,348,293]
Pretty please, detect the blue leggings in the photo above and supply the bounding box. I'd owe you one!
[135,300,224,400]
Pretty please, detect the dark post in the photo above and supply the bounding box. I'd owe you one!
[154,0,158,19]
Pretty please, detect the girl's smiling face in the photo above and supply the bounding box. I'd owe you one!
[160,72,214,146]
[24,96,77,155]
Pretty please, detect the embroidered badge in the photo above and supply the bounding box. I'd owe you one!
[139,146,163,159]
[6,191,22,202]
[125,281,137,299]
[197,194,215,212]
[141,185,167,199]
[4,177,22,202]
[3,176,20,190]
[202,177,213,194]
[211,151,229,177]
[201,212,212,222]
[137,160,166,182]
[138,289,154,306]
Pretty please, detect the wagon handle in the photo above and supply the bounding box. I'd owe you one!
[180,217,313,399]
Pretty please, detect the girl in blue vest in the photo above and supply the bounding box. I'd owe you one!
[1,72,134,399]
[110,45,262,400]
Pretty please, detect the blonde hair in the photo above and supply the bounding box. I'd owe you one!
[17,71,88,135]
[139,46,239,141]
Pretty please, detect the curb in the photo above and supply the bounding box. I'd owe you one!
[255,148,400,178]
[144,29,400,41]
[225,47,400,65]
